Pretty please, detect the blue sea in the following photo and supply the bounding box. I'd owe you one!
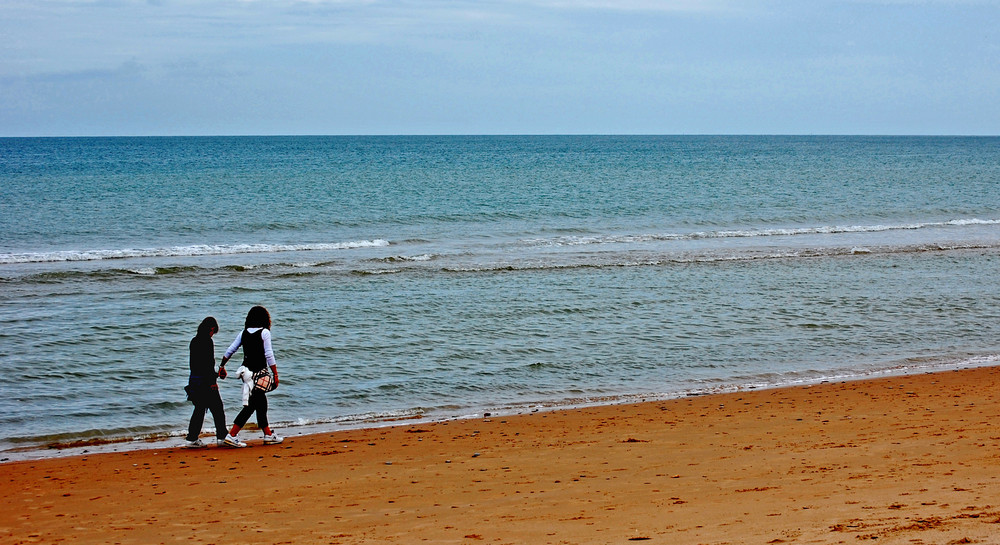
[2,135,999,459]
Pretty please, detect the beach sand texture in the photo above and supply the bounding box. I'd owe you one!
[4,366,1000,544]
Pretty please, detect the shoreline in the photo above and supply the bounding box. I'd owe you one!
[6,357,996,464]
[6,365,1000,543]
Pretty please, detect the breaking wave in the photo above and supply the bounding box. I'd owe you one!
[518,218,1000,247]
[0,239,391,265]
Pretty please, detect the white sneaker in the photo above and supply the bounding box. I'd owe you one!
[182,438,206,448]
[263,433,284,445]
[223,434,248,448]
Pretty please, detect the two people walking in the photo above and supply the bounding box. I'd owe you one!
[184,305,283,448]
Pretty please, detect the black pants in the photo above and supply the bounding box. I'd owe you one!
[233,390,268,431]
[187,386,227,441]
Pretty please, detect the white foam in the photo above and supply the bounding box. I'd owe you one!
[947,218,1000,226]
[520,218,1000,248]
[0,239,391,264]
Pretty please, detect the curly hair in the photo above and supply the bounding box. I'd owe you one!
[244,305,272,330]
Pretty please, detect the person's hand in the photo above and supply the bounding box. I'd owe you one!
[218,367,227,379]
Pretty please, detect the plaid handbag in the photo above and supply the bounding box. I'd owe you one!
[252,368,276,393]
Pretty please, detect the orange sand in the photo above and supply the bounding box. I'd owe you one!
[4,366,1000,544]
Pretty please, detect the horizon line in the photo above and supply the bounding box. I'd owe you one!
[2,133,999,139]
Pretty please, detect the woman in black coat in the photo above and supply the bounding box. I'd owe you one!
[183,316,228,448]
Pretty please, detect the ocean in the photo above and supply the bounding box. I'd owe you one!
[2,135,999,459]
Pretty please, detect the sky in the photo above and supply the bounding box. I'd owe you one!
[1,0,998,136]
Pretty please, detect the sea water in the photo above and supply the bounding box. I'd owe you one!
[2,135,999,458]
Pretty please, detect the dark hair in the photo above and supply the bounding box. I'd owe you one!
[245,305,271,330]
[197,316,219,337]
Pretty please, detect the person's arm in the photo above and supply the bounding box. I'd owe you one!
[219,332,243,368]
[262,329,278,387]
[215,336,227,379]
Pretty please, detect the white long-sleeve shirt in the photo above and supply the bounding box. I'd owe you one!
[223,327,277,368]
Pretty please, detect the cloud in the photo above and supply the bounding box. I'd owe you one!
[517,0,738,12]
[2,0,998,135]
[0,60,144,86]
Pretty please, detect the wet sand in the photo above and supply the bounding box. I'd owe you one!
[4,365,1000,544]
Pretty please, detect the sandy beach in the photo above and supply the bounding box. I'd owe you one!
[4,365,1000,544]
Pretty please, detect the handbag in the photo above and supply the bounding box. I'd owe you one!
[252,368,276,393]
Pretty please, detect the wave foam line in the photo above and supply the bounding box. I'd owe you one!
[0,239,390,264]
[431,241,1000,274]
[522,218,1000,247]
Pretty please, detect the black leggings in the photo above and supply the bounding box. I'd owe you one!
[233,390,268,431]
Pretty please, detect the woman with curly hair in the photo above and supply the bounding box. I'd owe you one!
[219,305,283,447]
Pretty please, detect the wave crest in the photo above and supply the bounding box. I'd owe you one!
[0,239,391,264]
[519,218,1000,247]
